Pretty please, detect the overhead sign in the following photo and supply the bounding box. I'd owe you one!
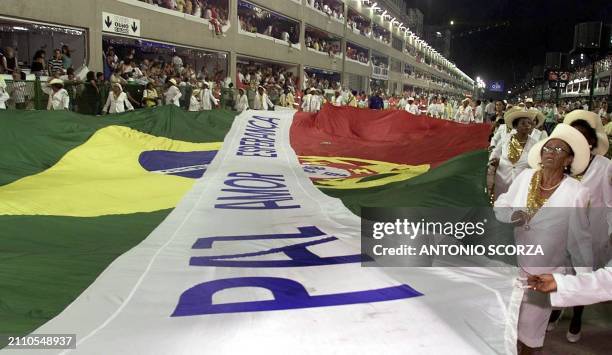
[546,70,570,89]
[488,81,504,92]
[102,12,140,37]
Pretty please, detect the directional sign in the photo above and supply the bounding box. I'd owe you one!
[102,12,140,37]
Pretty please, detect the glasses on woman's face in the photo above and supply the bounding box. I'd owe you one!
[541,146,570,155]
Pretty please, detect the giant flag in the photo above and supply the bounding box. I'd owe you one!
[0,106,519,354]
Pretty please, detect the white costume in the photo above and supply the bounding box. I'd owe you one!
[551,264,612,307]
[490,134,538,199]
[47,89,70,111]
[454,105,473,123]
[495,169,593,348]
[490,124,512,150]
[253,91,274,110]
[188,95,201,112]
[302,93,315,112]
[0,88,9,109]
[235,94,249,112]
[164,85,182,107]
[530,129,548,142]
[103,92,134,114]
[199,88,218,110]
[405,103,418,115]
[579,154,612,268]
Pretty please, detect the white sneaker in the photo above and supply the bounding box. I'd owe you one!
[566,330,581,343]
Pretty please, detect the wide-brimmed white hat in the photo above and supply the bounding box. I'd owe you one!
[527,123,590,175]
[531,110,545,129]
[525,98,534,103]
[563,109,609,156]
[407,97,414,101]
[168,78,177,85]
[504,107,532,128]
[111,83,123,91]
[49,78,64,86]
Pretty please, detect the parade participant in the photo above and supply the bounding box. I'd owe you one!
[46,78,70,111]
[200,82,219,110]
[333,91,343,106]
[405,97,418,115]
[488,108,537,200]
[164,78,182,107]
[189,88,202,112]
[454,98,473,123]
[103,83,134,114]
[529,110,548,141]
[253,85,274,110]
[495,124,593,354]
[525,97,535,110]
[545,110,612,342]
[301,88,316,112]
[235,88,249,112]
[489,102,513,151]
[347,90,358,107]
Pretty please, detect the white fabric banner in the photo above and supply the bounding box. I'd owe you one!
[6,110,519,355]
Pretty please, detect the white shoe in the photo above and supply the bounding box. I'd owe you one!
[547,309,564,332]
[566,330,581,343]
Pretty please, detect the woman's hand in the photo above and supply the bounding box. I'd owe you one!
[511,210,530,226]
[527,274,557,293]
[488,158,500,167]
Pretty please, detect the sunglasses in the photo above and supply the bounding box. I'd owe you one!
[541,146,570,155]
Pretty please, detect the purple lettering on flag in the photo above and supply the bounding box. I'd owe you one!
[171,277,422,316]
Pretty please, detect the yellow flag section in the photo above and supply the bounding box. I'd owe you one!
[0,126,221,217]
[299,156,430,189]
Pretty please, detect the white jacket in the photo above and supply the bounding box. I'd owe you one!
[103,92,134,114]
[254,92,273,110]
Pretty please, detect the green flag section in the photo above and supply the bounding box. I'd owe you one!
[0,106,236,344]
[291,105,492,214]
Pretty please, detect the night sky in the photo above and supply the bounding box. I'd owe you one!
[407,0,612,90]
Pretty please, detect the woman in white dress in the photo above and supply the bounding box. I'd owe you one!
[546,110,612,342]
[103,83,134,114]
[488,108,538,201]
[46,78,70,111]
[188,88,201,112]
[495,124,593,354]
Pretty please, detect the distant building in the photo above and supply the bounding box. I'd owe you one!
[406,8,423,37]
[424,25,451,58]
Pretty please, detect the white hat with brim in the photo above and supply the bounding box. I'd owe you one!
[563,109,609,155]
[49,78,64,86]
[527,123,590,176]
[525,98,534,103]
[531,110,545,129]
[504,107,533,128]
[408,97,414,101]
[169,78,177,85]
[462,98,470,104]
[111,83,123,92]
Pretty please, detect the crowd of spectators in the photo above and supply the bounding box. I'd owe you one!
[236,61,298,100]
[139,0,228,34]
[372,24,391,45]
[347,10,371,37]
[303,71,340,92]
[346,45,369,64]
[306,0,344,22]
[238,2,299,44]
[305,30,341,57]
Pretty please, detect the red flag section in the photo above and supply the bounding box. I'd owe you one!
[290,104,491,168]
